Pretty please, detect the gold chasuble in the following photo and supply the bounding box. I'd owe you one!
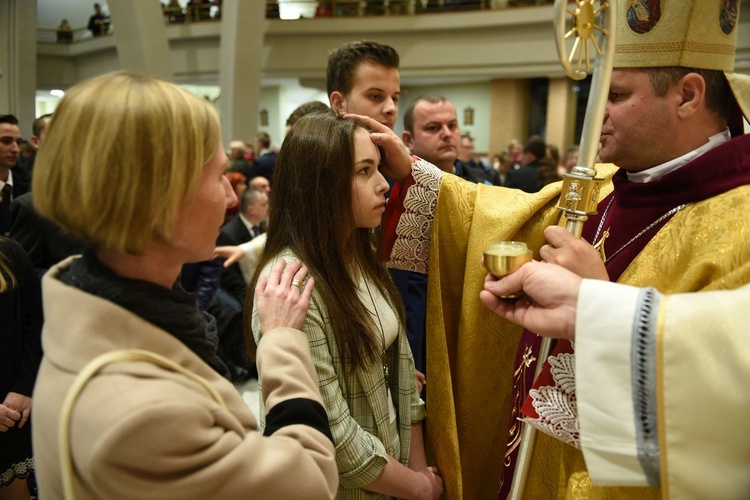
[424,167,616,499]
[523,183,750,499]
[417,2,750,498]
[425,162,750,499]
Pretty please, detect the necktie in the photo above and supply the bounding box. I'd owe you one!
[1,184,11,212]
[252,226,260,238]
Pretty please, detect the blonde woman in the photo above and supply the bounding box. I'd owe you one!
[30,72,337,499]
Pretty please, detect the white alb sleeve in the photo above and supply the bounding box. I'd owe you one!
[576,279,649,486]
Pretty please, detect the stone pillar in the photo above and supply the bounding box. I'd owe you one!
[545,77,576,151]
[219,0,267,148]
[108,0,174,80]
[489,78,529,156]
[0,0,37,135]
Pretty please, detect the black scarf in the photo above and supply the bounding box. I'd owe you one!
[59,249,230,379]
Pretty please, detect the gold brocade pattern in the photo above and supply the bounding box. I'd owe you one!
[425,172,591,499]
[524,434,661,499]
[426,163,704,499]
[613,1,738,71]
[617,186,750,293]
[523,183,750,498]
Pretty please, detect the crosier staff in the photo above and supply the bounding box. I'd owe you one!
[507,1,617,498]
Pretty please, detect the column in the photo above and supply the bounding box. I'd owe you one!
[108,0,174,80]
[219,0,267,148]
[489,78,529,156]
[0,0,37,135]
[545,77,576,151]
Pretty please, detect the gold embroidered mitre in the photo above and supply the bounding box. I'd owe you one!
[613,0,750,122]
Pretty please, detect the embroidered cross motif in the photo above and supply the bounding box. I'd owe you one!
[522,346,536,368]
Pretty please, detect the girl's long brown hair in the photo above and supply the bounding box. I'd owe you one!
[245,111,405,374]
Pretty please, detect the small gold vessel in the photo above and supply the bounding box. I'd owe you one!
[483,241,533,299]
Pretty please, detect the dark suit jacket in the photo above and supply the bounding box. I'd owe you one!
[247,152,278,184]
[9,192,87,275]
[455,160,500,186]
[0,237,43,399]
[1,167,31,235]
[505,161,540,193]
[216,216,263,304]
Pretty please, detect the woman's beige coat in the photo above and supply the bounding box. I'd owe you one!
[32,258,338,499]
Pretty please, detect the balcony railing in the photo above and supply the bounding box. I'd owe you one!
[36,0,553,44]
[276,0,553,18]
[37,26,104,44]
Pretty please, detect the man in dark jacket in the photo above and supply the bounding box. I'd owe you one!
[506,135,546,193]
[1,115,29,235]
[246,132,277,185]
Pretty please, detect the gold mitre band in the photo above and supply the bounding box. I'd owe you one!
[612,0,739,71]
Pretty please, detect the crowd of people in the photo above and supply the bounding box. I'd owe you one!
[2,0,749,498]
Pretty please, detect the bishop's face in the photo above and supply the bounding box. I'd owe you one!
[599,68,680,172]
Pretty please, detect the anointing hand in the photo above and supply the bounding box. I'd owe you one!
[343,113,413,182]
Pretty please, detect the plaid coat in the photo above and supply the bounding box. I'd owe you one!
[253,249,426,499]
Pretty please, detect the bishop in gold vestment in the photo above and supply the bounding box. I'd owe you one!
[380,1,750,497]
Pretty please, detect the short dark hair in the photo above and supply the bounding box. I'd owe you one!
[326,40,400,97]
[402,95,449,134]
[643,67,730,121]
[256,131,271,149]
[33,114,52,138]
[286,101,330,128]
[0,114,19,126]
[523,135,546,160]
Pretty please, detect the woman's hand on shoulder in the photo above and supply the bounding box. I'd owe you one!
[255,258,315,333]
